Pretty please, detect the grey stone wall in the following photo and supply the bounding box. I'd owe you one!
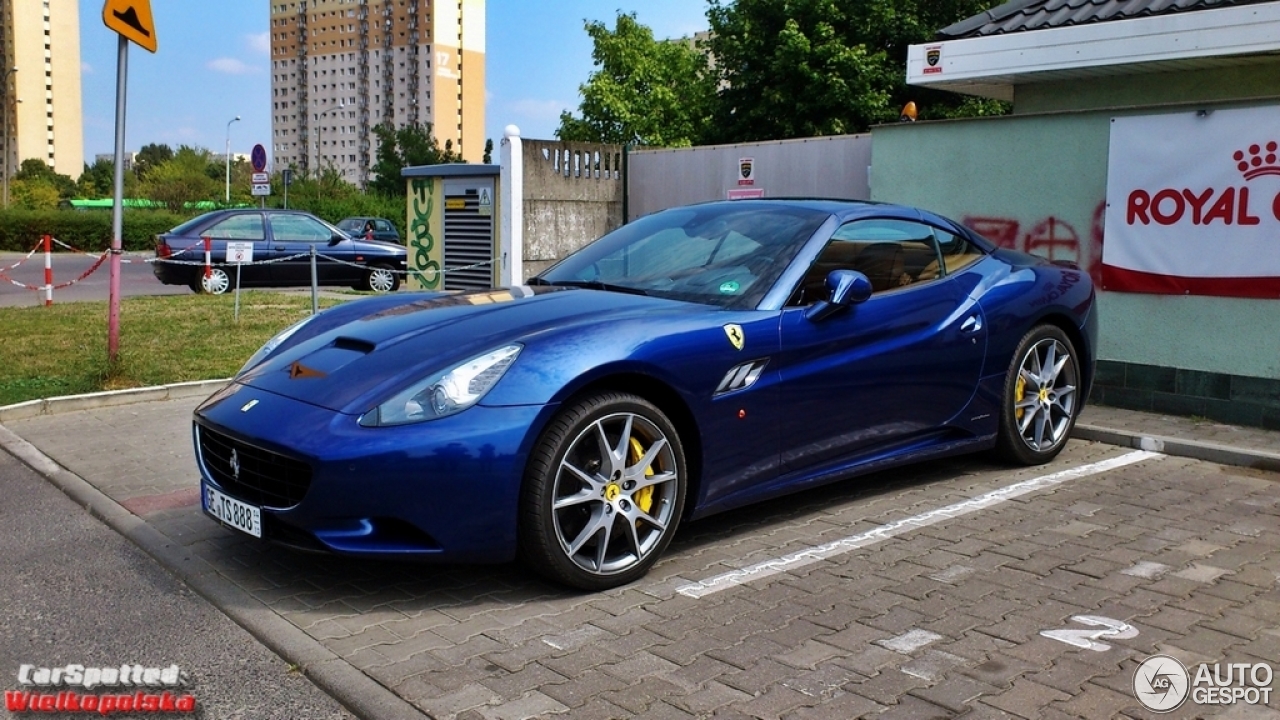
[521,139,623,277]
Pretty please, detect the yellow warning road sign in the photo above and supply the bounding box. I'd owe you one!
[103,0,157,53]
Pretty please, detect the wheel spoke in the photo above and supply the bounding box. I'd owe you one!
[566,506,609,557]
[1040,342,1058,385]
[593,516,616,570]
[612,414,635,468]
[1033,411,1051,449]
[626,437,667,479]
[633,470,675,493]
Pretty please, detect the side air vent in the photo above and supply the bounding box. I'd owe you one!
[716,359,770,396]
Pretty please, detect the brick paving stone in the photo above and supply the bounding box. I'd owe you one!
[599,677,684,714]
[982,679,1072,718]
[1174,564,1234,584]
[959,653,1039,688]
[541,645,626,680]
[844,668,931,705]
[1200,580,1264,604]
[483,641,559,674]
[830,645,906,677]
[874,694,955,719]
[553,696,631,720]
[866,606,932,635]
[776,639,847,670]
[477,662,571,700]
[650,634,735,666]
[733,684,819,719]
[780,662,863,700]
[1047,682,1143,719]
[668,680,754,715]
[417,683,502,719]
[600,651,681,682]
[909,675,1001,714]
[900,649,970,683]
[780,690,885,720]
[538,669,628,709]
[707,635,792,671]
[720,658,803,696]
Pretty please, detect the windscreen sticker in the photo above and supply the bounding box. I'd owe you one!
[719,280,741,294]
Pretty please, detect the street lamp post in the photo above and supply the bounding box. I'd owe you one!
[225,115,240,204]
[312,102,344,177]
[2,67,16,208]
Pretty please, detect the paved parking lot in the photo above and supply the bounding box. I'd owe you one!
[4,396,1279,719]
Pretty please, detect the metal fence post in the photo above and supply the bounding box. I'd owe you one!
[310,244,319,315]
[499,125,523,287]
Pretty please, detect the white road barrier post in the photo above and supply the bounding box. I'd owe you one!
[499,125,523,288]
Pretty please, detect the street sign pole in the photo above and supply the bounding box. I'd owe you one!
[108,35,128,363]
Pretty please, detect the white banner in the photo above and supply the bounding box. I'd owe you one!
[1102,107,1280,298]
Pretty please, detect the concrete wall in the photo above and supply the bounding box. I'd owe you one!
[521,139,623,277]
[628,134,872,219]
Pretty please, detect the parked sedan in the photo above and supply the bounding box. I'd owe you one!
[194,199,1096,590]
[153,209,407,294]
[337,216,401,244]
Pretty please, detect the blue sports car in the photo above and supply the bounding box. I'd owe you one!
[194,199,1096,590]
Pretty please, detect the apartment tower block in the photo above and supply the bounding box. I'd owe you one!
[0,0,84,187]
[269,0,485,187]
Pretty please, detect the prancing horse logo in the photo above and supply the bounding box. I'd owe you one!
[723,324,745,351]
[229,449,241,480]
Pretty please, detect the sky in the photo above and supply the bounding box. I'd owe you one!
[76,0,710,164]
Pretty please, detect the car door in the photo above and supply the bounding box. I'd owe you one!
[776,217,988,473]
[200,212,270,286]
[267,213,358,286]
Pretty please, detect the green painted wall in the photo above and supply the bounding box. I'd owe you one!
[1015,60,1280,115]
[871,100,1280,380]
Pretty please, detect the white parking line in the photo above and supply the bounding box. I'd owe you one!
[676,450,1162,599]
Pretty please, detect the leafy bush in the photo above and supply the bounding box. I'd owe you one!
[0,208,194,253]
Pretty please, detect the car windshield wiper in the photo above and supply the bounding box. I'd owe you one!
[529,278,650,296]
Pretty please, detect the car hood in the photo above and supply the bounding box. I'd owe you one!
[233,286,709,414]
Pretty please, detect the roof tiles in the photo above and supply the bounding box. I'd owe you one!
[939,0,1279,38]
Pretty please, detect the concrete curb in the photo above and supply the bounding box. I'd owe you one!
[0,392,428,720]
[0,379,232,424]
[1073,423,1280,473]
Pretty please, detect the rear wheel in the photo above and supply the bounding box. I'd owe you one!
[363,264,399,293]
[191,268,231,295]
[519,393,686,591]
[995,325,1081,465]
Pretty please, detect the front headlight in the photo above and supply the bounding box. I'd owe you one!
[238,314,316,376]
[359,344,522,427]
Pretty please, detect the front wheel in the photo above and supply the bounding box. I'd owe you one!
[519,393,686,591]
[995,325,1081,465]
[363,264,400,293]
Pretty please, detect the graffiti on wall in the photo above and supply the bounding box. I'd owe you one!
[962,201,1106,282]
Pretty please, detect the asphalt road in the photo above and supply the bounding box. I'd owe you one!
[0,251,189,308]
[0,448,356,719]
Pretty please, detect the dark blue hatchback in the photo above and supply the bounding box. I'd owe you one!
[153,209,407,294]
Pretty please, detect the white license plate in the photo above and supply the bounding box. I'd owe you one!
[204,483,262,538]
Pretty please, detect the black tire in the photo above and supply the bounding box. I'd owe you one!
[363,263,400,293]
[190,267,232,295]
[519,392,687,591]
[995,325,1082,465]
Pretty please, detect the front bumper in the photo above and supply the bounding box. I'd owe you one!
[194,381,550,563]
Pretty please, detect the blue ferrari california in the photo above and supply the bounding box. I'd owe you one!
[194,199,1096,590]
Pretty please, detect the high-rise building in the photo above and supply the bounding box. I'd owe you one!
[0,0,85,193]
[269,0,485,188]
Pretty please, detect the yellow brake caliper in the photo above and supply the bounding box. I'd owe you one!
[628,437,655,515]
[1015,375,1027,421]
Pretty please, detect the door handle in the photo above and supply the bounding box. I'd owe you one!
[274,245,286,250]
[961,315,983,333]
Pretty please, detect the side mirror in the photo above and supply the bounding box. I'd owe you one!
[805,269,872,322]
[329,233,345,246]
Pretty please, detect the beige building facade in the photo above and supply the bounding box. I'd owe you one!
[269,0,485,188]
[0,0,84,185]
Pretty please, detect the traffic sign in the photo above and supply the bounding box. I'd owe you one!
[251,172,269,184]
[251,144,268,173]
[225,242,255,264]
[252,183,271,197]
[102,0,157,53]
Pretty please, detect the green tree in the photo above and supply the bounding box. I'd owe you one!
[134,143,174,180]
[704,0,1007,143]
[368,122,463,197]
[75,158,139,199]
[556,13,717,147]
[483,138,494,164]
[141,146,219,213]
[14,159,76,200]
[8,178,61,209]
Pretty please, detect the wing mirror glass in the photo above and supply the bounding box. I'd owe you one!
[805,269,872,322]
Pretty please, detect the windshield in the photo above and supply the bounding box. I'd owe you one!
[538,203,829,309]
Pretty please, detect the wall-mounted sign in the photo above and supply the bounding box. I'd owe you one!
[738,157,755,186]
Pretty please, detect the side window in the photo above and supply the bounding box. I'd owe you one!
[790,219,940,305]
[206,214,265,241]
[270,215,333,243]
[375,220,394,233]
[934,227,985,276]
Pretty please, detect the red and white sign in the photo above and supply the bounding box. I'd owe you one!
[1102,107,1280,298]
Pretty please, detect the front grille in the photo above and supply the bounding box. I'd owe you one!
[197,424,313,509]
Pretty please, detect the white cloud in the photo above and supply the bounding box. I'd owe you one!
[207,57,256,75]
[247,32,270,55]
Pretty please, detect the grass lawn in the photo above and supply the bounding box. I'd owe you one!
[0,292,345,407]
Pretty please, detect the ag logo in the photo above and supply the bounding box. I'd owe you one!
[1133,654,1189,713]
[723,324,745,351]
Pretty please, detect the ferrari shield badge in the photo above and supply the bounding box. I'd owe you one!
[723,324,745,351]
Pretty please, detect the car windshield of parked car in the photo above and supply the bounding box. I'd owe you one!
[538,204,829,309]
